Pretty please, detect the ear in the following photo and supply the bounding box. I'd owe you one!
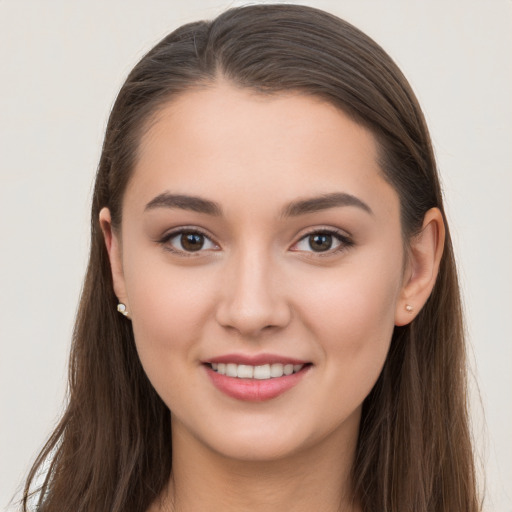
[99,207,129,311]
[395,207,445,326]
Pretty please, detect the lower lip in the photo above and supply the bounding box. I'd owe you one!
[204,365,311,402]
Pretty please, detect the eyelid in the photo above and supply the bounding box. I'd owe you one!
[289,227,354,256]
[158,226,220,256]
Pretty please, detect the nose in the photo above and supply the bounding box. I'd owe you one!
[215,247,292,337]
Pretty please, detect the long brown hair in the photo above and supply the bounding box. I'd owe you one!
[22,4,479,511]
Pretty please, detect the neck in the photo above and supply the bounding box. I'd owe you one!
[155,412,361,512]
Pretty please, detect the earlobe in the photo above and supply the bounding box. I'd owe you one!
[395,207,445,326]
[99,207,129,310]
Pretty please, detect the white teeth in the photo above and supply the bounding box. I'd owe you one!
[237,364,254,378]
[226,363,237,377]
[211,362,305,380]
[270,363,284,378]
[254,364,271,380]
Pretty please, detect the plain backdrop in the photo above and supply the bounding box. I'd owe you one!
[1,1,511,510]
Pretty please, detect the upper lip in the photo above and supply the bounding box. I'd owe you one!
[204,353,310,366]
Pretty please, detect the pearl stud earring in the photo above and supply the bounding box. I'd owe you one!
[117,303,129,317]
[405,304,414,313]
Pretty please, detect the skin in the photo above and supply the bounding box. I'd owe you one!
[100,82,444,512]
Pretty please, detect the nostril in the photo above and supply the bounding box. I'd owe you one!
[215,299,292,336]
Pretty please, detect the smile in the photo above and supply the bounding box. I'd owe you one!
[210,362,304,380]
[204,358,312,402]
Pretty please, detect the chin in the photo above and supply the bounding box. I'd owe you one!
[211,434,309,463]
[181,409,357,464]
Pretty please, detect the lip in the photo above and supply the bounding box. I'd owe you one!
[205,353,309,366]
[203,355,312,402]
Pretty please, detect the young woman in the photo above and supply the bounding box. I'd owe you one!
[22,4,480,511]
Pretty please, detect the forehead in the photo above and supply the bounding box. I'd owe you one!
[127,82,398,219]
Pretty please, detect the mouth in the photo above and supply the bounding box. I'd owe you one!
[207,362,307,380]
[203,357,312,402]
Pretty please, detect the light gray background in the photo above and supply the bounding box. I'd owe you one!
[1,1,511,510]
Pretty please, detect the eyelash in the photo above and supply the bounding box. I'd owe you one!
[291,228,354,257]
[158,227,219,257]
[157,227,354,257]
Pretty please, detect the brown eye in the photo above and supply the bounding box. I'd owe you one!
[180,233,205,251]
[163,229,218,254]
[291,229,352,255]
[308,233,333,252]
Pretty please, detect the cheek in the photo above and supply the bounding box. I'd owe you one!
[122,254,218,389]
[295,251,402,383]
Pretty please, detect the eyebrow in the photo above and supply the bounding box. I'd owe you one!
[144,191,372,217]
[145,193,222,215]
[281,192,373,217]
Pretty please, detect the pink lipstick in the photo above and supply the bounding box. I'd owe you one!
[203,354,311,401]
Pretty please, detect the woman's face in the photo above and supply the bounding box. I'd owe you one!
[106,82,409,461]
